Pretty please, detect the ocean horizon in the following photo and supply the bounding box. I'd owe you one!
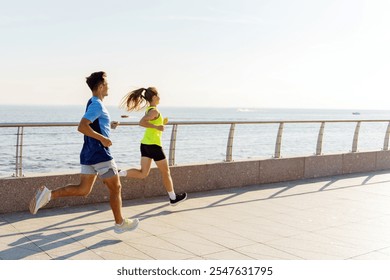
[2,104,390,122]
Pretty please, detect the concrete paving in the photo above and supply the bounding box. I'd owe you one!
[1,170,390,260]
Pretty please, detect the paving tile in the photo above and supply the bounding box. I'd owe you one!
[49,251,104,260]
[22,252,52,260]
[235,243,303,260]
[349,251,390,260]
[134,218,179,236]
[373,247,390,256]
[1,170,390,260]
[158,230,227,257]
[0,245,43,260]
[318,224,390,251]
[92,250,151,260]
[91,241,154,259]
[267,232,371,259]
[1,236,43,253]
[193,227,256,249]
[126,235,192,254]
[204,249,255,260]
[39,241,89,256]
[240,216,307,236]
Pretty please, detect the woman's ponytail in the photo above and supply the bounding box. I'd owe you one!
[120,87,159,112]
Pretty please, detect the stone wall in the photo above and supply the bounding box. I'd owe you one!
[1,150,390,214]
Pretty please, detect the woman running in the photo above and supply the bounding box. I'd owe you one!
[119,87,187,205]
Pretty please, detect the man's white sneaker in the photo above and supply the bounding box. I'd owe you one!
[29,186,51,214]
[114,218,139,234]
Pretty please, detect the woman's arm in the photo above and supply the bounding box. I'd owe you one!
[139,109,164,131]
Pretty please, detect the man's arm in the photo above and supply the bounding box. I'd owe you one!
[78,118,112,147]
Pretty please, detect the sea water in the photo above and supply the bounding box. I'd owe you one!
[1,105,390,178]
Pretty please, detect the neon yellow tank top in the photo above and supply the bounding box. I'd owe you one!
[141,106,163,147]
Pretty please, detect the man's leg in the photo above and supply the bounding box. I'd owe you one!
[102,174,124,224]
[103,173,139,233]
[51,174,97,199]
[29,174,97,215]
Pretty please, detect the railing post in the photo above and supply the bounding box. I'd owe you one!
[226,123,236,162]
[352,121,361,152]
[383,121,390,151]
[169,124,178,166]
[316,122,326,155]
[274,122,284,158]
[14,126,24,177]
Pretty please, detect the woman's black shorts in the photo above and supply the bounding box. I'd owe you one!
[140,144,166,161]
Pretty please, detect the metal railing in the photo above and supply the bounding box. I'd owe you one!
[1,119,390,177]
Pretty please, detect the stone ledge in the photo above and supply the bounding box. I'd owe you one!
[1,150,390,214]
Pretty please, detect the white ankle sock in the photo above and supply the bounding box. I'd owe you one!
[119,170,127,177]
[168,191,176,200]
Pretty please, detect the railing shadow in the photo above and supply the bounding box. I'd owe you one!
[0,209,122,260]
[1,170,389,260]
[122,170,390,222]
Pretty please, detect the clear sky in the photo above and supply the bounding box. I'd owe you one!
[1,0,390,109]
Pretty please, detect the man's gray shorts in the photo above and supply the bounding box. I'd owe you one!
[81,159,118,179]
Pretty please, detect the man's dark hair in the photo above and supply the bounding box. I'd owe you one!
[86,71,106,91]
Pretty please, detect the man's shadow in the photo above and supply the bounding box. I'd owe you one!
[0,209,121,260]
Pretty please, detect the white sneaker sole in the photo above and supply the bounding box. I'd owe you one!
[114,218,140,234]
[29,186,49,215]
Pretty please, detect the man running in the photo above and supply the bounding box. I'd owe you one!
[29,71,139,234]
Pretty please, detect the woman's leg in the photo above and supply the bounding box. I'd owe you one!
[124,157,153,179]
[154,158,174,193]
[154,158,187,205]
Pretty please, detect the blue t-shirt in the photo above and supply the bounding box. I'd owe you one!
[80,96,113,165]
